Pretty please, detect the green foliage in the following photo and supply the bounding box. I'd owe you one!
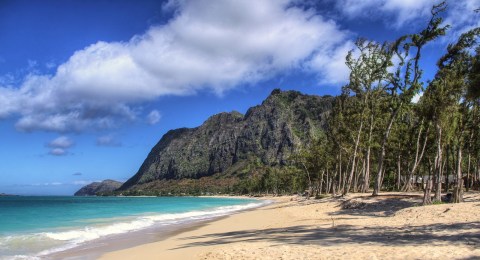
[230,166,306,195]
[468,48,480,100]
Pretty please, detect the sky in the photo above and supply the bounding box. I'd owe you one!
[0,0,478,195]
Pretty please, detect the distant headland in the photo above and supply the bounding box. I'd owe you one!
[0,193,17,196]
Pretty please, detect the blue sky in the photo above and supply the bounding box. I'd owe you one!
[0,0,478,195]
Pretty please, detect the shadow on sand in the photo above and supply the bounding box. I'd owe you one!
[331,195,421,217]
[173,221,480,250]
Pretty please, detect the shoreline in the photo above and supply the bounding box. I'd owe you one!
[98,195,287,260]
[99,192,480,260]
[46,196,273,259]
[48,216,228,260]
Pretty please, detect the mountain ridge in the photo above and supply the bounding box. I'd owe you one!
[119,89,334,195]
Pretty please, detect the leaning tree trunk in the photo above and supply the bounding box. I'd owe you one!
[355,159,364,193]
[345,120,364,195]
[433,123,443,202]
[403,123,429,192]
[373,109,398,196]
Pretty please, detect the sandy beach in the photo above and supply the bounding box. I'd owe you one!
[98,192,480,260]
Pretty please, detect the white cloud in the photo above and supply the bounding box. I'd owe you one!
[32,180,98,186]
[0,74,16,86]
[27,60,38,69]
[48,136,74,148]
[49,148,68,156]
[47,136,74,155]
[382,0,433,27]
[32,182,64,186]
[0,0,352,133]
[335,0,437,28]
[73,180,119,186]
[443,0,480,41]
[45,62,56,69]
[335,0,480,33]
[147,110,161,125]
[96,135,122,147]
[73,180,94,185]
[411,91,423,103]
[309,41,355,85]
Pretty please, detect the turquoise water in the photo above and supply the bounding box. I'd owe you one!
[0,196,265,259]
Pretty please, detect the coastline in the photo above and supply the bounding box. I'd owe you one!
[46,196,271,259]
[99,192,480,260]
[98,195,285,260]
[48,216,228,260]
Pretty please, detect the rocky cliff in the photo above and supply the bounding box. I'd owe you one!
[74,180,124,196]
[120,89,334,194]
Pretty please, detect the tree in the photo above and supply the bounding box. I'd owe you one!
[428,27,480,203]
[342,39,391,195]
[467,46,480,100]
[372,2,449,196]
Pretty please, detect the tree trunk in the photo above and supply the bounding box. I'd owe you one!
[477,161,480,191]
[397,154,401,191]
[433,123,443,202]
[445,145,451,193]
[423,179,433,205]
[301,162,312,199]
[338,152,343,194]
[355,158,365,193]
[364,149,371,193]
[319,170,325,196]
[466,153,471,192]
[442,158,447,193]
[363,114,374,193]
[344,119,364,195]
[453,146,464,203]
[380,168,386,190]
[373,108,399,196]
[332,178,337,196]
[326,169,330,194]
[402,123,429,192]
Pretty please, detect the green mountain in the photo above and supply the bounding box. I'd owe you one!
[74,180,124,196]
[119,89,334,195]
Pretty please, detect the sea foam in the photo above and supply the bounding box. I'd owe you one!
[43,201,266,243]
[0,199,270,259]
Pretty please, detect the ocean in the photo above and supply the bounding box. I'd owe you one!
[0,196,266,259]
